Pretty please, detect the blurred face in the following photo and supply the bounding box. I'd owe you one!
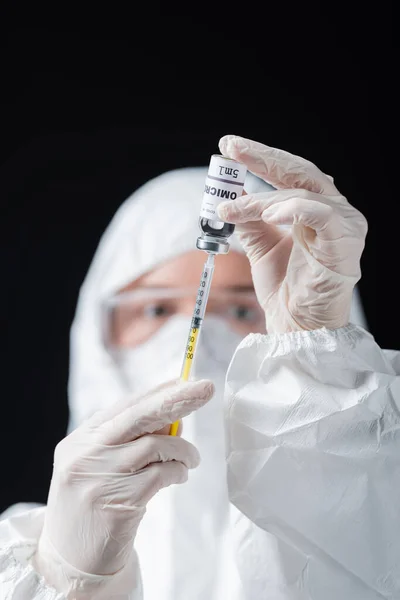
[105,250,265,348]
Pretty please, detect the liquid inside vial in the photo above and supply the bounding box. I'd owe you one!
[199,217,235,238]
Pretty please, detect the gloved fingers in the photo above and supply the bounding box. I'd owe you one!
[217,193,285,250]
[154,420,183,436]
[112,434,200,473]
[95,379,214,445]
[219,135,338,195]
[233,221,288,264]
[219,189,348,239]
[218,193,266,223]
[84,378,181,430]
[218,189,341,225]
[135,460,189,505]
[261,197,340,240]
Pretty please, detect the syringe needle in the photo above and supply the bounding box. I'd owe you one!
[206,253,215,269]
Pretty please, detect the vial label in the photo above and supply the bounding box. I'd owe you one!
[200,155,247,220]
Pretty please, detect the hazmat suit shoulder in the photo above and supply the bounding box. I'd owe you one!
[225,324,400,599]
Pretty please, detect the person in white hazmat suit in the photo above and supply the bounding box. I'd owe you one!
[0,135,398,600]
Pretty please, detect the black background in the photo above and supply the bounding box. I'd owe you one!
[0,4,395,512]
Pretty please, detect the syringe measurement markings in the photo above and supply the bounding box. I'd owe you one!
[181,323,201,381]
[181,267,210,380]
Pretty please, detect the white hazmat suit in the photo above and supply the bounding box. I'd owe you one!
[0,146,398,600]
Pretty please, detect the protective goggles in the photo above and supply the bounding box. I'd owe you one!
[102,286,266,348]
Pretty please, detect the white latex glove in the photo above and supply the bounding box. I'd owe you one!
[217,135,368,333]
[33,378,214,598]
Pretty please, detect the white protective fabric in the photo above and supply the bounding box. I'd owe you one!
[0,505,143,600]
[113,315,244,396]
[0,162,390,600]
[225,325,400,599]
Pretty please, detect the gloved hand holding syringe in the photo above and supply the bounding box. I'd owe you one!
[170,153,247,435]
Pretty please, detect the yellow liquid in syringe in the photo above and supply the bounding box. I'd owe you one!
[169,318,202,436]
[181,322,201,381]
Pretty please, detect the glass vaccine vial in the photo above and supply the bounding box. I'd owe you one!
[197,154,247,254]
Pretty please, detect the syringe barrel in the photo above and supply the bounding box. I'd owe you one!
[180,254,215,380]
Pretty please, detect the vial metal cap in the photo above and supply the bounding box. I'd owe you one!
[196,235,230,254]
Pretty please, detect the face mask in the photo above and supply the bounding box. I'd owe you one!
[112,314,244,400]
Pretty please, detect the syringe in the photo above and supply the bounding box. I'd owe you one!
[169,253,215,436]
[169,152,247,436]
